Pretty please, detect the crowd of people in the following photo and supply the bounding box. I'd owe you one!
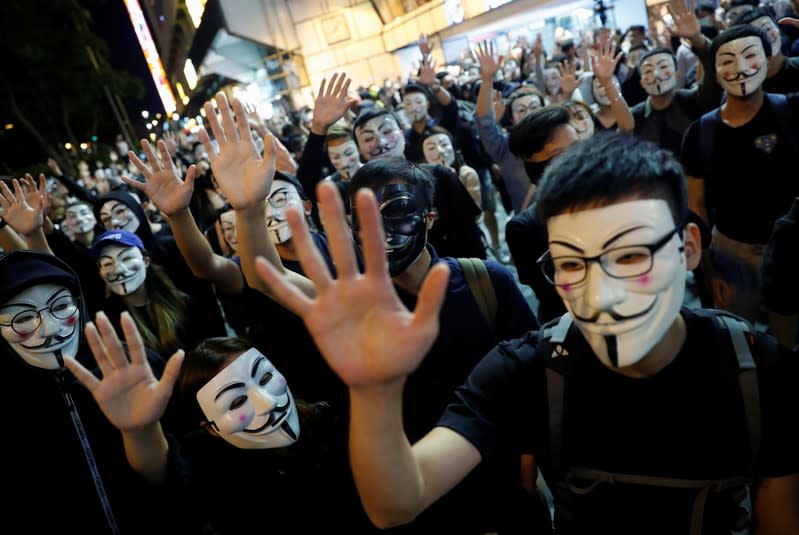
[0,0,798,532]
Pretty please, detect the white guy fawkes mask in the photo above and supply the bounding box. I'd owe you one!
[196,347,300,449]
[218,210,237,253]
[567,106,596,140]
[65,203,97,234]
[99,201,140,233]
[327,139,362,180]
[402,92,429,123]
[97,244,148,296]
[751,16,781,59]
[592,75,622,107]
[544,68,561,96]
[355,115,406,162]
[546,199,686,369]
[0,284,80,370]
[715,36,767,98]
[640,52,678,96]
[511,94,543,125]
[422,133,455,167]
[265,179,303,245]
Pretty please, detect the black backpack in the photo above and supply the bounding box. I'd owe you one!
[535,309,760,534]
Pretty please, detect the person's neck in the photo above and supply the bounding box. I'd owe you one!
[391,247,432,295]
[721,90,764,128]
[767,52,784,78]
[612,313,686,379]
[276,239,298,262]
[649,90,676,111]
[75,230,94,247]
[122,285,148,307]
[412,117,428,134]
[597,106,616,127]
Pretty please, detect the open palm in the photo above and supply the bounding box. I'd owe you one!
[312,73,355,131]
[199,93,276,210]
[255,182,449,388]
[475,40,503,79]
[124,139,196,217]
[66,311,183,433]
[0,176,44,236]
[592,38,622,83]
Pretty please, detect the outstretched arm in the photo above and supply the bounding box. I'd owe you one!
[0,174,53,254]
[591,38,634,133]
[253,181,480,527]
[65,311,184,485]
[123,140,244,294]
[200,92,316,301]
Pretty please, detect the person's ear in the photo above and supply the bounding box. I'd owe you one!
[200,420,221,438]
[143,253,151,269]
[683,222,702,270]
[426,209,437,230]
[302,199,313,216]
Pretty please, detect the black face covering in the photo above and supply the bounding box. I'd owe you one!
[352,183,428,277]
[524,159,552,185]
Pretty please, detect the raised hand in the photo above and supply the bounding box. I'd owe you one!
[591,37,622,84]
[532,33,544,60]
[254,181,450,389]
[47,157,63,177]
[65,311,184,433]
[199,93,276,210]
[493,90,506,120]
[0,175,45,236]
[417,55,438,86]
[474,40,503,80]
[124,139,196,218]
[311,73,356,134]
[667,0,700,38]
[558,61,580,96]
[419,33,434,57]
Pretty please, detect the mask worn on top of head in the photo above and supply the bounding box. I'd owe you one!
[265,179,304,245]
[196,347,300,449]
[546,199,686,369]
[0,283,81,370]
[353,183,428,277]
[715,36,768,98]
[640,52,678,96]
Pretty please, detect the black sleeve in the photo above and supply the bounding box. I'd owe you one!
[54,174,99,204]
[439,97,460,135]
[762,198,799,315]
[296,132,328,229]
[680,119,704,178]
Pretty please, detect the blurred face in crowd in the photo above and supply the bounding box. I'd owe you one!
[592,75,622,106]
[566,104,596,140]
[355,115,406,162]
[422,133,455,167]
[97,244,148,296]
[99,200,140,233]
[640,52,678,96]
[327,138,362,180]
[196,347,300,450]
[715,36,767,97]
[65,203,96,235]
[0,284,80,370]
[543,68,561,96]
[725,4,753,25]
[626,48,647,69]
[218,209,237,254]
[402,91,429,123]
[511,94,543,125]
[750,16,781,57]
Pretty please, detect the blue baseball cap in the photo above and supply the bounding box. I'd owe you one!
[91,229,146,260]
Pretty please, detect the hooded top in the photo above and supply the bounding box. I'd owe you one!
[94,189,160,252]
[0,251,180,533]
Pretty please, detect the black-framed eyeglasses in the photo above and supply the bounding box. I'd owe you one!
[0,295,80,336]
[537,227,682,287]
[267,189,297,209]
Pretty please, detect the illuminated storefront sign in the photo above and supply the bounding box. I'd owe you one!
[123,0,177,113]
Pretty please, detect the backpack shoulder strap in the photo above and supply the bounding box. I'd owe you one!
[711,311,760,470]
[457,258,498,337]
[538,313,574,475]
[766,92,799,155]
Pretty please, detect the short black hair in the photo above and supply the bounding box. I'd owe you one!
[508,105,571,160]
[710,23,772,59]
[535,132,687,228]
[347,157,434,211]
[352,108,400,136]
[507,86,546,111]
[402,82,431,99]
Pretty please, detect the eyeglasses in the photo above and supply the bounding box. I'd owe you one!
[0,295,80,336]
[537,227,681,287]
[267,189,298,210]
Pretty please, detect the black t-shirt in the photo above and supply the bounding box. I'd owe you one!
[632,89,702,157]
[762,56,799,95]
[681,93,799,243]
[439,308,798,534]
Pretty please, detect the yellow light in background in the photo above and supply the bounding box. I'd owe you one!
[80,143,89,150]
[176,82,187,100]
[146,123,152,130]
[182,95,190,105]
[123,0,177,114]
[184,59,198,90]
[186,0,207,28]
[200,107,207,117]
[4,123,13,130]
[172,112,180,121]
[64,143,73,150]
[141,110,149,119]
[149,133,157,142]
